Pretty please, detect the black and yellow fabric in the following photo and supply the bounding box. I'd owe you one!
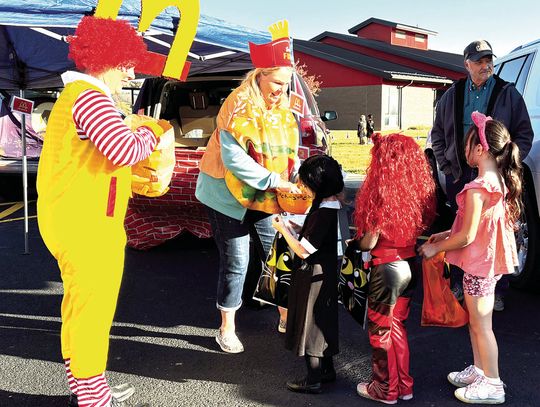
[338,240,370,326]
[253,232,293,307]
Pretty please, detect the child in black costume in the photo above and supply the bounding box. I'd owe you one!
[272,154,344,394]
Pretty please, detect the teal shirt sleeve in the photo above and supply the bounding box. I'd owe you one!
[220,129,281,190]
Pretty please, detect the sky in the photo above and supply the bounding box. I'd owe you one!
[201,0,539,58]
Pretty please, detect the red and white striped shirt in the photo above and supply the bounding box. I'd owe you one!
[73,89,157,167]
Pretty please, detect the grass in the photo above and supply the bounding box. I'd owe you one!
[329,129,429,174]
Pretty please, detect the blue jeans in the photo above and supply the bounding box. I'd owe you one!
[206,207,275,311]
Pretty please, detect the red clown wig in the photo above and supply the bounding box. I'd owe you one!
[354,133,436,242]
[68,16,147,75]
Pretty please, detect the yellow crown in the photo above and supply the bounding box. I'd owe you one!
[268,20,289,41]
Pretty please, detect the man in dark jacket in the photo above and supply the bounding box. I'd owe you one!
[431,39,534,310]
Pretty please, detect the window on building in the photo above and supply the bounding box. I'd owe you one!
[382,85,399,128]
[415,34,425,42]
[395,29,406,39]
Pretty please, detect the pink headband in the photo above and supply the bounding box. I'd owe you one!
[471,111,492,151]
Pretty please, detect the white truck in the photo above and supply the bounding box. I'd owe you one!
[494,39,540,291]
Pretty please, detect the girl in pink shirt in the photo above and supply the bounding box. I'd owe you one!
[420,111,522,405]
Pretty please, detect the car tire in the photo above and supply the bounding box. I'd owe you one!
[511,173,540,292]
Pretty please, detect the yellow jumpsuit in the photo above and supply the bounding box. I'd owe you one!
[37,80,162,378]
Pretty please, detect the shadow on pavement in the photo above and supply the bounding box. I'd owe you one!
[0,390,67,407]
[1,219,540,406]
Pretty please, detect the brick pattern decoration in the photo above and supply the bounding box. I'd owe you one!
[125,146,326,250]
[298,145,327,160]
[125,149,212,250]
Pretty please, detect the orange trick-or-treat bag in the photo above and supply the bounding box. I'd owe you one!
[421,252,468,327]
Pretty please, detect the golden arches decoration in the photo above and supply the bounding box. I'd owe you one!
[94,0,199,80]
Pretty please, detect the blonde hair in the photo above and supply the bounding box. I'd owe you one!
[241,67,293,110]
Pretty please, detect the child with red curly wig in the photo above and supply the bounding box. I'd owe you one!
[354,133,436,404]
[37,16,165,407]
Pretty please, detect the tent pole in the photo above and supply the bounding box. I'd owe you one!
[20,89,29,254]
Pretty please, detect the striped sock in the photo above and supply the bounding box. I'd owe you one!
[76,373,112,407]
[64,359,78,395]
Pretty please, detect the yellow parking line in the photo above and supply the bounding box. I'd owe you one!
[0,215,37,223]
[0,200,36,207]
[0,202,25,220]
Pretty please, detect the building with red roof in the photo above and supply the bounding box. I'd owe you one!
[294,18,467,130]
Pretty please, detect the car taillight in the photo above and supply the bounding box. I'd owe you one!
[300,117,316,146]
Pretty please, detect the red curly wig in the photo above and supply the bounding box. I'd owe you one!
[68,16,147,75]
[354,133,436,242]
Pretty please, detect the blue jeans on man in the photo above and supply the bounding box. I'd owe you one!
[206,207,275,311]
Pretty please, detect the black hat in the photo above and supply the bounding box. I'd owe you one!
[464,40,494,61]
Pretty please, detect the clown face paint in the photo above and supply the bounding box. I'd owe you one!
[101,66,135,95]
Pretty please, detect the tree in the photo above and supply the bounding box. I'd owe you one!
[295,62,322,97]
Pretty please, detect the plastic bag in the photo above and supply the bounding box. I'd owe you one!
[421,252,468,327]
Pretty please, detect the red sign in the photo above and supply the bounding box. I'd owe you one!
[297,146,309,160]
[289,91,306,117]
[10,96,34,115]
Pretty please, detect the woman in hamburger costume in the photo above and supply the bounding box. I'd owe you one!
[196,20,300,354]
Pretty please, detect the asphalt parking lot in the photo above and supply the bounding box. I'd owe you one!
[1,196,540,406]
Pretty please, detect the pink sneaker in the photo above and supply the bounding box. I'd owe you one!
[356,383,397,405]
[448,365,482,387]
[454,375,505,404]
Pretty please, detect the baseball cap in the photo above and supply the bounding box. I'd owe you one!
[463,40,494,61]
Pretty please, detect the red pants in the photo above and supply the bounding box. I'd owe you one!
[366,260,415,401]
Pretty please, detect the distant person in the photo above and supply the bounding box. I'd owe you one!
[354,133,436,404]
[430,40,533,310]
[195,21,298,354]
[37,16,165,407]
[272,154,343,394]
[366,114,375,144]
[357,114,367,144]
[420,113,522,404]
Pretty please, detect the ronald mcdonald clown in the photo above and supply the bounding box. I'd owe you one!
[37,16,165,407]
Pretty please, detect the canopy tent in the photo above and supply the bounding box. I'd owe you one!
[0,0,271,90]
[0,0,272,253]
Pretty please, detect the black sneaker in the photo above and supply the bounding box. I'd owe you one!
[286,378,322,394]
[321,369,337,383]
[494,294,505,311]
